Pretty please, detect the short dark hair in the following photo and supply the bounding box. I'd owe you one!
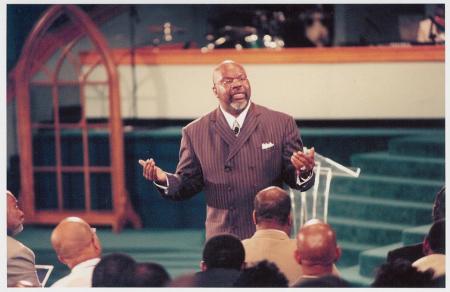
[426,219,445,254]
[202,234,245,270]
[92,253,136,287]
[133,262,171,287]
[254,187,291,225]
[233,260,288,287]
[372,258,435,287]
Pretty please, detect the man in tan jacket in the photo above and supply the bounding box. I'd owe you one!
[7,191,40,287]
[241,186,301,285]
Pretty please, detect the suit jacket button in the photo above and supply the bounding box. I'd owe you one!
[228,186,232,192]
[224,166,231,172]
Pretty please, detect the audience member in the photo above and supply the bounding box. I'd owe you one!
[92,253,136,287]
[296,274,350,287]
[50,217,102,287]
[292,219,341,286]
[7,191,40,287]
[241,186,301,284]
[233,260,288,287]
[423,218,445,255]
[193,234,245,287]
[417,4,445,44]
[372,258,436,287]
[133,262,171,287]
[387,204,445,262]
[412,219,445,281]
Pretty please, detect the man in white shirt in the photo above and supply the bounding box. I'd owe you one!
[139,60,315,240]
[50,217,102,287]
[292,219,342,286]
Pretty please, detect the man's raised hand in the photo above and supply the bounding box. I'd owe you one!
[138,159,168,185]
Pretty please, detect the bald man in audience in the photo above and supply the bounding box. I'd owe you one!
[7,191,41,287]
[50,217,102,287]
[242,187,340,285]
[292,219,341,286]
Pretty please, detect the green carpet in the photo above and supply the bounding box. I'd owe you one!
[11,127,444,287]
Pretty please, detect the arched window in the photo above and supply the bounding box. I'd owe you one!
[14,5,141,232]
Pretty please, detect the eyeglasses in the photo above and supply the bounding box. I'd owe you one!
[220,76,248,86]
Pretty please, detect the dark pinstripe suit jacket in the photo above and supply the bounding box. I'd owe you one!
[159,103,314,240]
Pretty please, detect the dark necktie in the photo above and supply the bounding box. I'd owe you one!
[233,120,240,136]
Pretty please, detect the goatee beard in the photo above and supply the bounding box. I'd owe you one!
[230,99,248,112]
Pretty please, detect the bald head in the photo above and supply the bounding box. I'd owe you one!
[51,217,101,267]
[212,60,245,84]
[295,220,340,268]
[254,186,291,226]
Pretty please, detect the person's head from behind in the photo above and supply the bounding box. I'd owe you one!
[92,253,136,287]
[212,60,251,117]
[7,191,24,236]
[201,234,245,271]
[50,217,101,269]
[295,219,341,275]
[133,262,171,287]
[372,258,435,287]
[233,260,288,287]
[253,186,292,235]
[423,219,445,255]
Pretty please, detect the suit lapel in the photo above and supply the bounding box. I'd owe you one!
[211,107,236,147]
[226,103,261,162]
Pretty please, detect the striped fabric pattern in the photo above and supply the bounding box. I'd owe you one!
[161,103,314,240]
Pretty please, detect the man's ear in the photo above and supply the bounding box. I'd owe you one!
[57,254,67,265]
[288,213,293,227]
[334,246,342,262]
[212,85,217,96]
[200,260,207,272]
[252,211,257,225]
[92,234,101,252]
[294,249,302,265]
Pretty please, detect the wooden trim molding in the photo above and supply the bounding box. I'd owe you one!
[80,45,444,65]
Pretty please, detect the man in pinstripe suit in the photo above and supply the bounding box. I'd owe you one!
[140,60,315,240]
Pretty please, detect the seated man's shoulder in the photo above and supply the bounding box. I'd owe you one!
[7,236,34,258]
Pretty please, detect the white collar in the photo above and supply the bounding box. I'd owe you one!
[219,100,251,130]
[71,257,100,272]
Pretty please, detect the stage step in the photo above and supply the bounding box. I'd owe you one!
[329,193,433,225]
[331,174,442,204]
[354,224,430,279]
[402,224,430,245]
[358,243,400,277]
[328,216,408,246]
[388,135,445,158]
[337,241,377,268]
[339,265,373,287]
[351,152,445,180]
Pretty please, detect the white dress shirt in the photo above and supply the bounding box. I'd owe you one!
[51,257,100,287]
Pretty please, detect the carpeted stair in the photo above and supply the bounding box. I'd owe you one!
[333,133,444,287]
[11,129,444,287]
